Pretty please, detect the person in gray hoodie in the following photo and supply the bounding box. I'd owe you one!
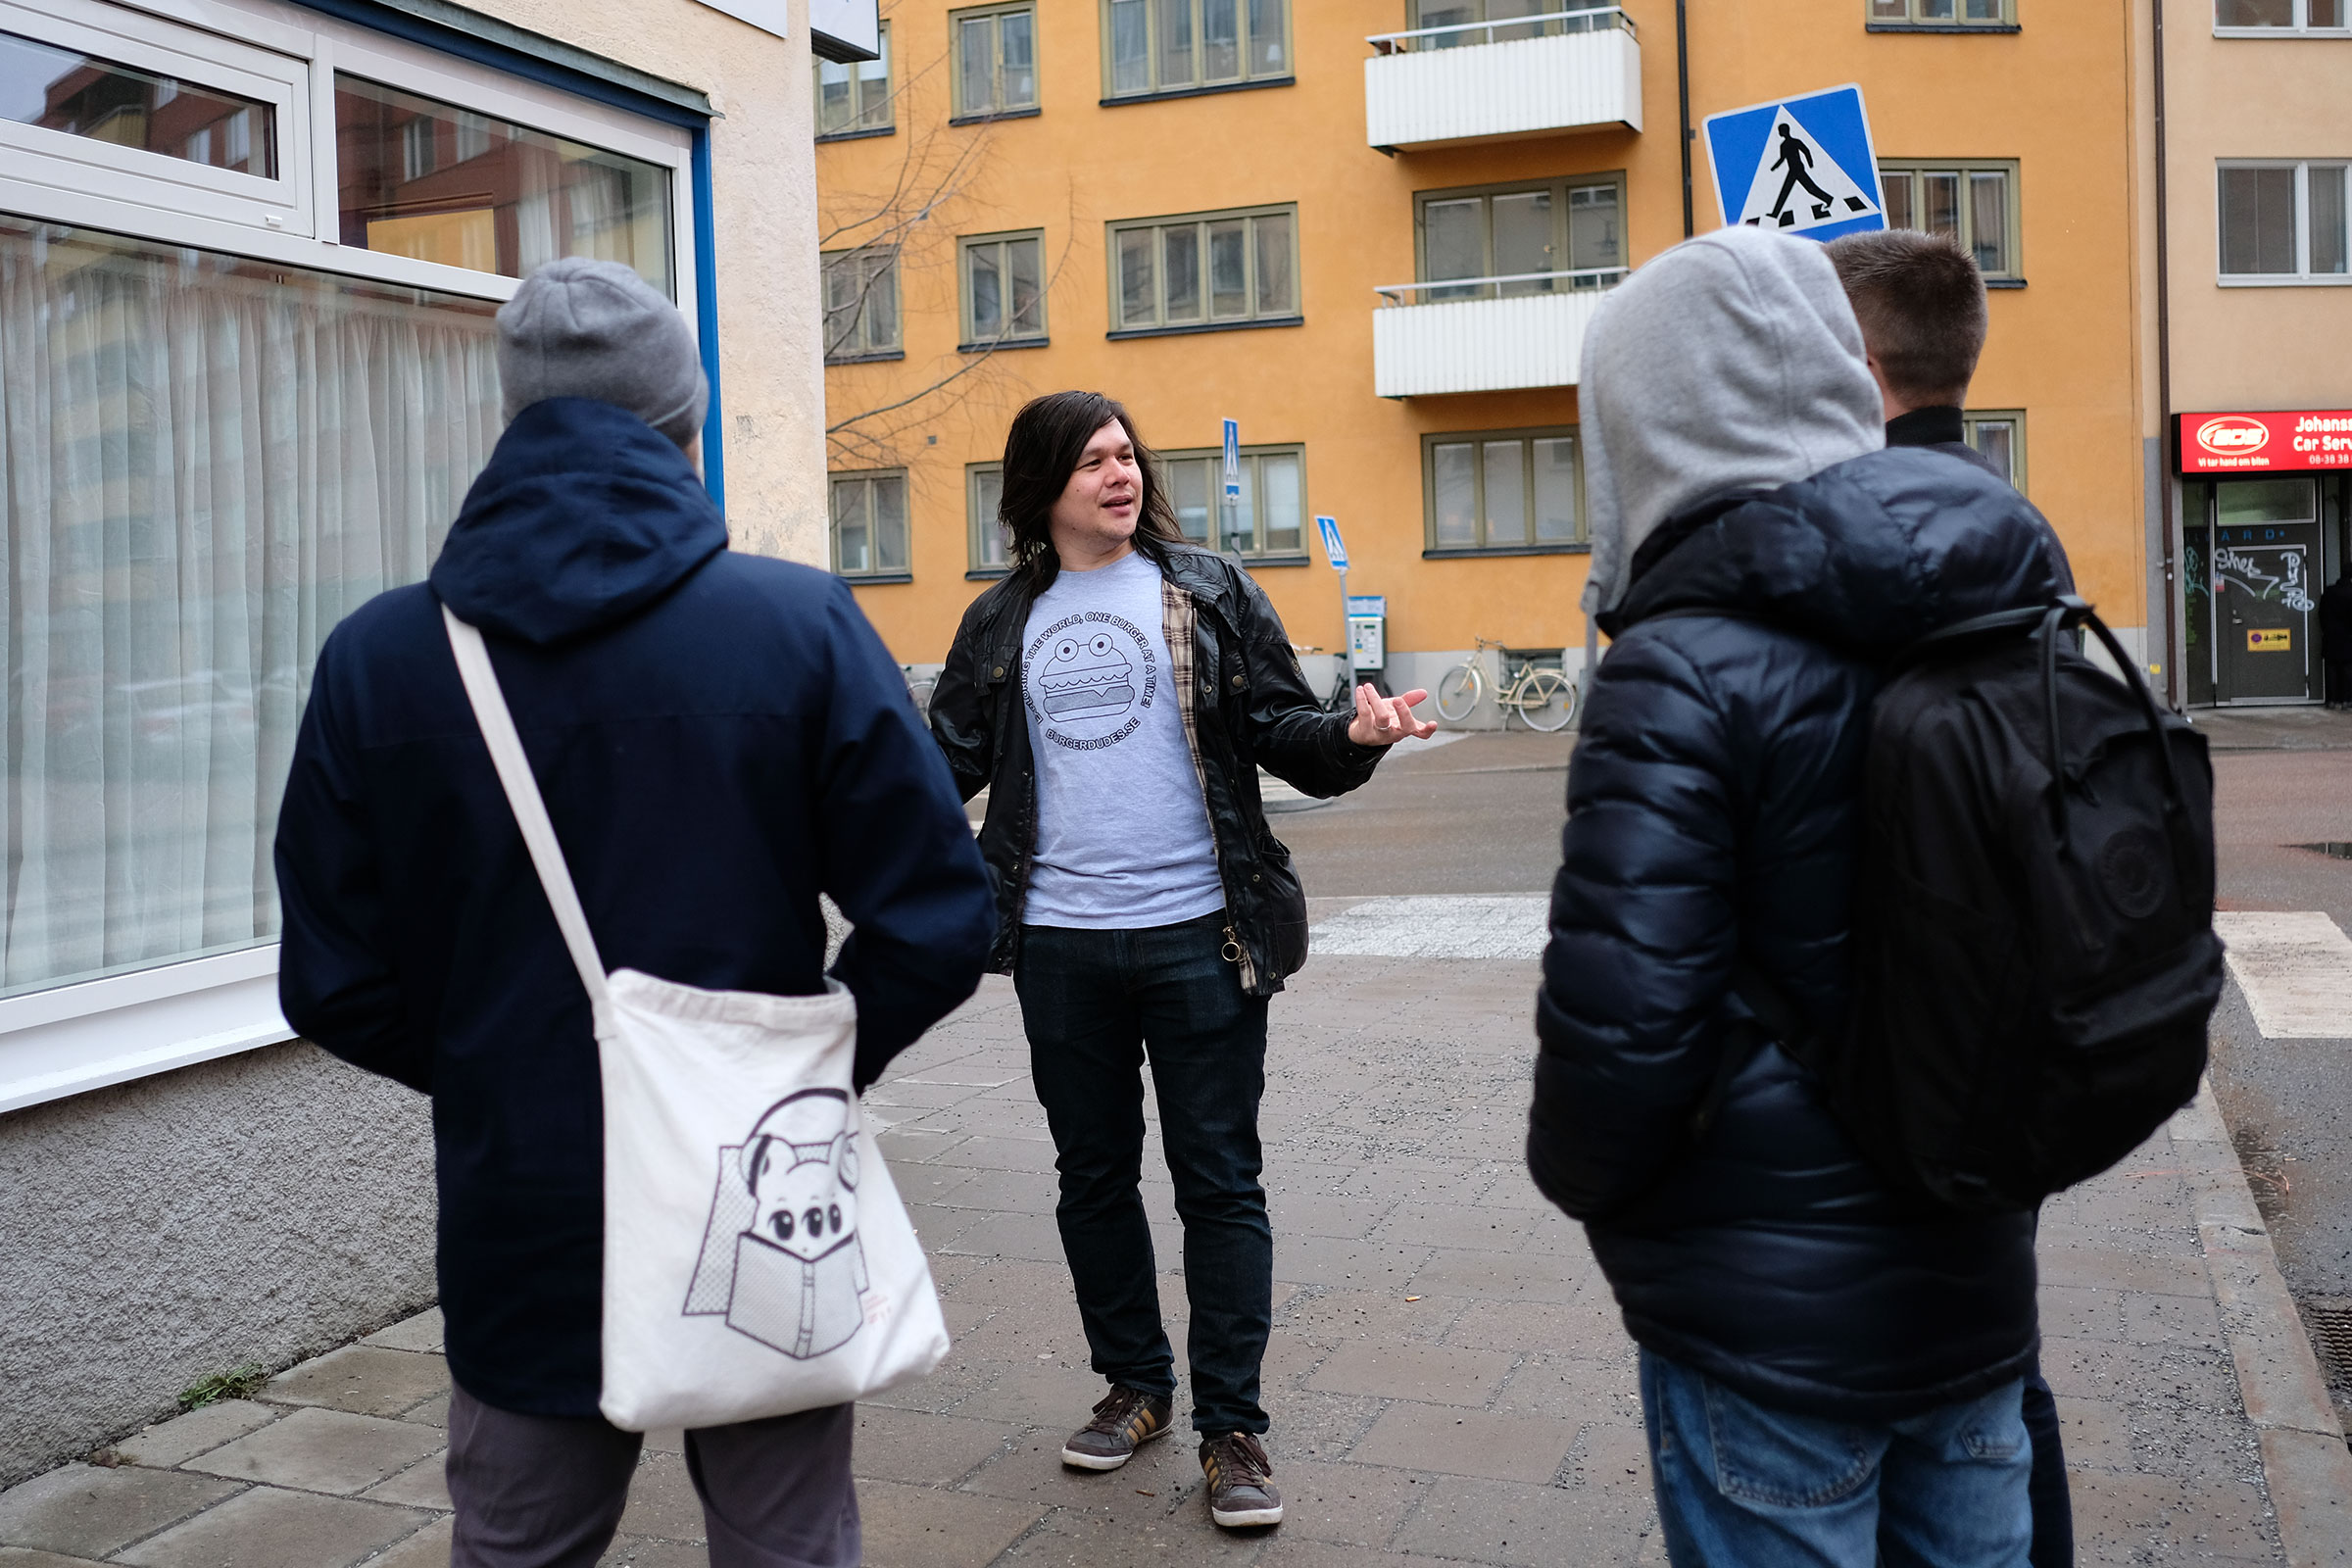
[1531,224,2054,1567]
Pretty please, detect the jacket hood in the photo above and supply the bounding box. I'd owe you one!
[1603,445,2065,653]
[1580,226,1884,613]
[430,398,726,644]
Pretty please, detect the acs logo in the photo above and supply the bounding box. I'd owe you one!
[2195,416,2271,458]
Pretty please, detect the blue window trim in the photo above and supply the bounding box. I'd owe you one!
[283,0,726,509]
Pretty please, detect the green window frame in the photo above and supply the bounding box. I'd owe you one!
[967,463,1011,575]
[1868,0,2016,24]
[814,22,892,138]
[820,245,900,362]
[830,469,910,579]
[1155,445,1307,559]
[1108,205,1298,334]
[1413,176,1626,297]
[952,3,1039,121]
[1102,0,1291,99]
[2214,0,2347,29]
[1878,160,2022,280]
[1422,426,1585,555]
[958,228,1048,348]
[1963,410,2026,493]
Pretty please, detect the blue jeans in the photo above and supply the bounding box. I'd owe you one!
[1641,1350,2033,1568]
[1014,913,1272,1435]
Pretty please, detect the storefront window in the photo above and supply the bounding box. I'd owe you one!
[0,28,277,176]
[336,75,674,295]
[0,219,500,1000]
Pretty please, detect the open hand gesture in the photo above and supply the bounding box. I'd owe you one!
[1347,684,1439,747]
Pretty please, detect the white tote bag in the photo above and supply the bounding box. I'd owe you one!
[443,606,951,1432]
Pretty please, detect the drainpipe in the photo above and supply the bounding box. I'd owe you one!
[2152,0,2180,708]
[1677,0,1694,237]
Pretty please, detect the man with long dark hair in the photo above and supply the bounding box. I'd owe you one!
[928,390,1433,1531]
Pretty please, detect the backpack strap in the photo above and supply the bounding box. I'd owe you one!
[441,604,616,1043]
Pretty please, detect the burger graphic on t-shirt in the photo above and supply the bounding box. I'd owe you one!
[1038,632,1135,720]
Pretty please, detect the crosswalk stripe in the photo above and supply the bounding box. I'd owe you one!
[2214,911,2352,1040]
[1308,895,1549,959]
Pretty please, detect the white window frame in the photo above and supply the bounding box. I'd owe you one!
[0,0,314,234]
[2217,160,2352,286]
[2214,0,2351,33]
[0,0,702,1112]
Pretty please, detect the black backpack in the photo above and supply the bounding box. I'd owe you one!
[1738,596,2225,1214]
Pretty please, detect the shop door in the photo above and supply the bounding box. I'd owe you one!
[2212,521,2319,703]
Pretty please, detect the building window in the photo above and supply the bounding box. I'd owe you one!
[968,464,1011,573]
[0,216,501,1000]
[1423,427,1584,553]
[1403,1,1633,39]
[832,471,910,578]
[815,22,892,136]
[2215,0,2346,28]
[953,4,1037,120]
[1109,206,1298,333]
[1157,446,1306,557]
[2219,163,2350,281]
[1879,161,2020,279]
[822,246,901,360]
[1964,411,2026,491]
[338,75,676,295]
[959,229,1048,348]
[0,25,283,176]
[0,0,701,1108]
[1415,177,1625,297]
[1103,0,1289,98]
[1869,0,2016,23]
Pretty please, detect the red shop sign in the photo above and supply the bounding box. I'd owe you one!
[2176,410,2352,474]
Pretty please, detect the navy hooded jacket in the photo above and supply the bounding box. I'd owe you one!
[274,399,995,1416]
[1531,446,2057,1422]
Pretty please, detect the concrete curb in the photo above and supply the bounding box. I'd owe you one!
[2173,1073,2352,1568]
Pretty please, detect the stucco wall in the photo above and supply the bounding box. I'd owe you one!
[2164,30,2352,413]
[478,0,831,564]
[0,1045,436,1487]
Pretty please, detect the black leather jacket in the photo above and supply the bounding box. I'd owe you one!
[928,543,1384,993]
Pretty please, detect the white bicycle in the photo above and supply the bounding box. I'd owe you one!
[1434,638,1579,732]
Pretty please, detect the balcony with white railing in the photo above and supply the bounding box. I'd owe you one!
[1364,8,1642,152]
[1371,269,1625,398]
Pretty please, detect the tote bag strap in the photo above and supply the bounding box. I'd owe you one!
[442,604,615,1041]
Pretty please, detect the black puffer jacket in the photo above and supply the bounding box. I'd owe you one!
[1531,446,2059,1422]
[929,543,1382,992]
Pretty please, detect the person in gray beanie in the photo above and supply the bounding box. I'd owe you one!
[497,255,709,451]
[274,251,996,1566]
[1530,224,2061,1568]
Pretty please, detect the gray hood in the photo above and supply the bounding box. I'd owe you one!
[1580,225,1884,612]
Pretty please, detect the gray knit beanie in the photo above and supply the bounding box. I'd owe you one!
[496,257,709,449]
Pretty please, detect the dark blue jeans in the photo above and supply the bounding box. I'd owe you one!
[1014,912,1272,1436]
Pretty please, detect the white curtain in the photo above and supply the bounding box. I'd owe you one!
[0,220,501,996]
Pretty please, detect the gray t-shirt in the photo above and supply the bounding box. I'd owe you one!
[1019,551,1224,929]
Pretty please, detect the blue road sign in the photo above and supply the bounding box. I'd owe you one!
[1315,514,1348,572]
[1702,84,1885,243]
[1221,417,1242,502]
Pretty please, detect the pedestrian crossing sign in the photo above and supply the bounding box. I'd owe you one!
[1701,84,1886,243]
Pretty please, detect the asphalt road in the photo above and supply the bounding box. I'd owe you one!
[1277,708,2352,1419]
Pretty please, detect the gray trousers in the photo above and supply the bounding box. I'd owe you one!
[445,1385,859,1568]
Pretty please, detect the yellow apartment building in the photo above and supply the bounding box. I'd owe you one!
[2157,0,2352,707]
[817,0,2157,713]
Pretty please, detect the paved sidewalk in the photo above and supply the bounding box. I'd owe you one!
[3,939,2342,1567]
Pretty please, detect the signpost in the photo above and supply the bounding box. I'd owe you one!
[1701,84,1885,243]
[1219,417,1244,556]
